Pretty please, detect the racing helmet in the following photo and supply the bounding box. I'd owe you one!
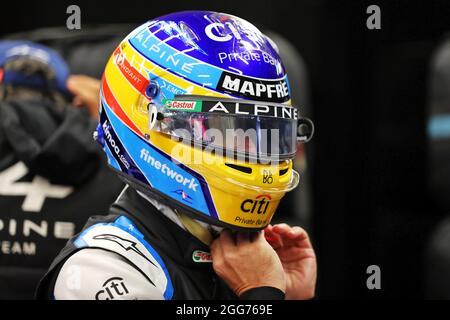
[95,11,314,230]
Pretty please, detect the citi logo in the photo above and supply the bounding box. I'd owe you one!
[240,194,272,214]
[95,277,129,300]
[140,148,199,191]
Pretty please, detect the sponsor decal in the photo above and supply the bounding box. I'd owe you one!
[163,99,202,112]
[129,27,223,86]
[163,98,297,119]
[95,277,130,300]
[202,100,298,119]
[217,51,277,66]
[217,71,290,103]
[204,21,269,58]
[192,250,212,263]
[140,148,199,192]
[262,170,273,184]
[148,69,190,105]
[113,48,149,93]
[93,234,157,267]
[240,194,272,214]
[102,120,131,170]
[172,189,193,204]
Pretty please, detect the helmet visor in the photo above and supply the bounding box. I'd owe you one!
[149,95,308,162]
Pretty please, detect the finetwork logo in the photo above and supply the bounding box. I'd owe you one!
[140,148,199,191]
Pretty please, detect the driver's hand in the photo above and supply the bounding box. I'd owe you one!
[210,230,286,297]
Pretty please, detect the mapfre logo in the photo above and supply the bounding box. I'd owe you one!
[95,277,129,300]
[240,194,272,214]
[217,72,290,103]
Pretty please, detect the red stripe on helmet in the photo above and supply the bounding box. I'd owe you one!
[113,47,149,94]
[101,75,143,136]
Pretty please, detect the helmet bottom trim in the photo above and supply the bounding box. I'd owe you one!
[113,167,266,232]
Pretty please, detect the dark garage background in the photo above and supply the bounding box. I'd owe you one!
[2,0,450,298]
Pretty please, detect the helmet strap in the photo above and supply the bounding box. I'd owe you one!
[175,210,213,246]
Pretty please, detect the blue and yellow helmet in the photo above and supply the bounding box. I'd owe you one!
[96,11,313,230]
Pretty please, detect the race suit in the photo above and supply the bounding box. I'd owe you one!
[36,186,285,300]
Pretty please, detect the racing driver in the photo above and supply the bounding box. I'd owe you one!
[36,11,317,300]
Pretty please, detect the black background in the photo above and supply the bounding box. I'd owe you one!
[2,0,450,299]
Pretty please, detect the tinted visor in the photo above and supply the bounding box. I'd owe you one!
[150,96,307,162]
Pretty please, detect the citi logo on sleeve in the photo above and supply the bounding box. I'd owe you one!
[95,277,129,300]
[217,71,290,103]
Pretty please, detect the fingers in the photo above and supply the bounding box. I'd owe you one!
[271,223,292,234]
[210,227,286,296]
[272,224,312,248]
[213,230,262,250]
[273,224,302,238]
[264,225,283,249]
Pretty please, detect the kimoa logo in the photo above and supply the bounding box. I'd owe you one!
[102,120,130,169]
[192,250,212,263]
[140,148,199,192]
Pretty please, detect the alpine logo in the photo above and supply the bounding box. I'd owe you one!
[172,189,193,203]
[203,100,298,119]
[192,250,212,263]
[217,71,290,103]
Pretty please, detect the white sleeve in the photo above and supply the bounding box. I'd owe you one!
[54,248,165,300]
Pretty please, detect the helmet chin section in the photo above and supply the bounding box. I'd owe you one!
[114,169,271,231]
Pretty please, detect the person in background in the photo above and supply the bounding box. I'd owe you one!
[0,41,123,299]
